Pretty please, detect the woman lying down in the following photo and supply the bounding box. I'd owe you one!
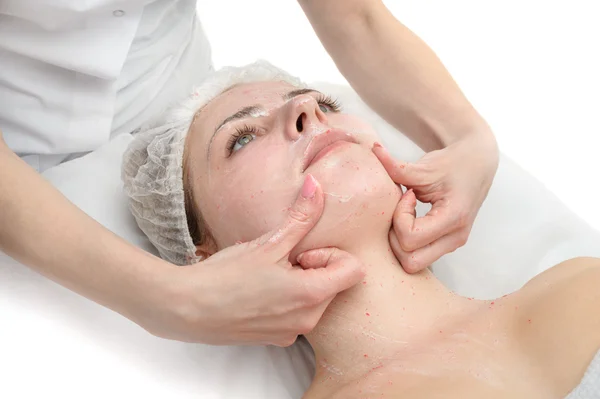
[122,61,599,399]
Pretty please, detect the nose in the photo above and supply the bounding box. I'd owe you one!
[283,94,328,140]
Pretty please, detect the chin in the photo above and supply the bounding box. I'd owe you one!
[296,145,401,254]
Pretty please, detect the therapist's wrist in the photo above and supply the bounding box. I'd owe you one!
[443,123,500,174]
[121,254,213,343]
[111,252,182,333]
[434,113,495,150]
[418,116,493,153]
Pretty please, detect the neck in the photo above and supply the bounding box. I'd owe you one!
[305,234,475,386]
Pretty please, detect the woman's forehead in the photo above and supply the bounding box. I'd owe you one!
[197,81,299,131]
[213,81,298,108]
[188,81,298,156]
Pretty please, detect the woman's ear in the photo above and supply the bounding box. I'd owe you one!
[194,238,218,262]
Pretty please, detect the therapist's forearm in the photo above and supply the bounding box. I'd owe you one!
[0,138,173,322]
[299,0,490,152]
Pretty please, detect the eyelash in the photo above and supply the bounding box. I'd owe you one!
[316,94,342,113]
[226,124,260,156]
[225,94,342,156]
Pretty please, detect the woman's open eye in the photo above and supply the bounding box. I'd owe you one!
[233,133,255,151]
[316,94,342,113]
[226,125,259,156]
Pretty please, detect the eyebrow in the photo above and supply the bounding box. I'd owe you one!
[214,105,263,134]
[283,88,317,100]
[206,88,319,159]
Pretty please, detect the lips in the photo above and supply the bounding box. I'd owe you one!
[302,129,358,172]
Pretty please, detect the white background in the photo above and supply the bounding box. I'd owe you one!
[197,0,600,231]
[1,3,599,398]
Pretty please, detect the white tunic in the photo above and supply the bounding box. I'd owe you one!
[0,0,213,171]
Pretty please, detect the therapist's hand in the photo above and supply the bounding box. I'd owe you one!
[373,130,499,273]
[142,175,365,346]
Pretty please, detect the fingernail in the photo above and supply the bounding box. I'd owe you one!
[373,142,383,149]
[301,174,317,199]
[296,253,304,263]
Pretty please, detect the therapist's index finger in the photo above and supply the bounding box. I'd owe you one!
[393,193,458,253]
[296,248,365,302]
[260,174,325,256]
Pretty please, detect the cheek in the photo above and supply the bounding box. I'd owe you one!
[312,144,399,209]
[290,144,401,257]
[205,144,303,246]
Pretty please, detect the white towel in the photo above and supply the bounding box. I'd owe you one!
[566,350,600,399]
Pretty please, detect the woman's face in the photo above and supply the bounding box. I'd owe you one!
[185,81,401,256]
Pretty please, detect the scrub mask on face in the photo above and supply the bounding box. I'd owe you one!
[188,84,348,248]
[199,104,324,246]
[206,84,394,248]
[121,60,306,265]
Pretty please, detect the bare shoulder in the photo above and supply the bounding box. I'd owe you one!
[512,257,600,396]
[516,256,600,332]
[519,256,600,294]
[512,256,600,331]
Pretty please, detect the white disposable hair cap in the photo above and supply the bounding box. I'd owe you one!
[122,60,305,265]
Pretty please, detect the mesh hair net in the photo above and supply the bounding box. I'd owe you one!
[121,60,306,265]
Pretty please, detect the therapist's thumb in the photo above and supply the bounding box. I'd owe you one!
[259,174,324,256]
[372,142,424,186]
[296,248,365,299]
